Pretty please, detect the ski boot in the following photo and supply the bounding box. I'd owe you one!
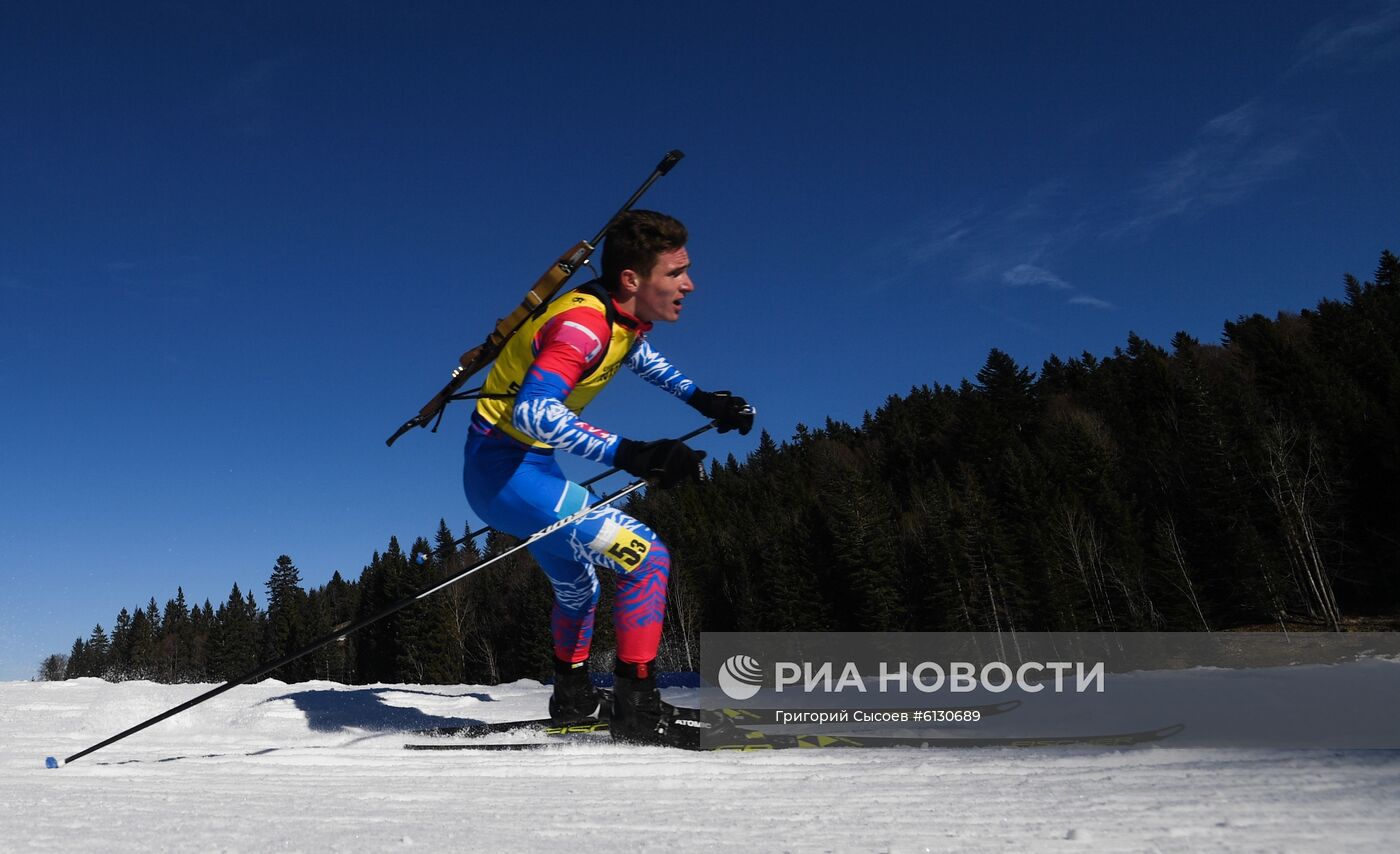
[548,657,601,725]
[611,659,716,749]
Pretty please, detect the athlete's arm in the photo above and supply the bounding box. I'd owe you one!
[510,308,624,464]
[625,338,697,402]
[627,337,755,434]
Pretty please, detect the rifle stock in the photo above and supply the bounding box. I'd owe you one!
[384,241,593,446]
[481,240,590,354]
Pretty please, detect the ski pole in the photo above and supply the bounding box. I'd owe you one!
[54,478,650,768]
[412,420,718,565]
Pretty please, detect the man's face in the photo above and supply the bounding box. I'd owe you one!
[629,247,693,324]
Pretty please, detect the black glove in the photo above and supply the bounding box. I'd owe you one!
[688,389,754,435]
[614,438,707,489]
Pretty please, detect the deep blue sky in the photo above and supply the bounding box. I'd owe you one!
[4,2,1399,680]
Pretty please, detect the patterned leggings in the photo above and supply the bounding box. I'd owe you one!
[462,423,670,665]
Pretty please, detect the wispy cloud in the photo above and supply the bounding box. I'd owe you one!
[903,209,984,266]
[999,264,1115,311]
[1108,6,1395,239]
[1067,295,1115,310]
[1113,101,1316,236]
[889,185,1113,311]
[894,98,1315,313]
[1003,264,1070,290]
[902,183,1088,284]
[1004,179,1070,223]
[1295,2,1400,71]
[891,5,1393,319]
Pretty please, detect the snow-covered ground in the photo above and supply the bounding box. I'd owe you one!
[3,677,1399,853]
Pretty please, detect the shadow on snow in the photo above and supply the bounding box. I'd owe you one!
[264,686,498,733]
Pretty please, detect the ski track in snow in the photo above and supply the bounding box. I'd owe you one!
[3,679,1399,852]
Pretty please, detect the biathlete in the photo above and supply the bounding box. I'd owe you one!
[461,210,753,745]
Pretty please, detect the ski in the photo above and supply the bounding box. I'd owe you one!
[409,717,575,739]
[404,722,1184,752]
[408,699,738,740]
[703,722,1186,751]
[409,698,1020,739]
[411,687,616,738]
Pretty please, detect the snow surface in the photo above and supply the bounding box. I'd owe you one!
[3,677,1399,853]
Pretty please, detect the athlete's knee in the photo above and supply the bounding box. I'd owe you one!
[616,539,671,606]
[638,537,671,578]
[587,515,667,578]
[535,554,600,617]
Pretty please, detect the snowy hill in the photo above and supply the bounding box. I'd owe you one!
[3,677,1399,852]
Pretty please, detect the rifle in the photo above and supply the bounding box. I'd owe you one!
[385,149,685,447]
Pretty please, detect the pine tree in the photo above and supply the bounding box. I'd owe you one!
[108,607,133,678]
[66,624,112,679]
[974,348,1039,445]
[813,440,906,630]
[84,624,111,678]
[38,654,69,681]
[434,520,476,683]
[145,597,162,637]
[392,536,461,684]
[126,605,157,680]
[751,429,779,468]
[159,588,192,682]
[265,555,309,681]
[66,639,87,679]
[209,583,260,681]
[187,600,215,680]
[355,544,406,684]
[317,570,358,682]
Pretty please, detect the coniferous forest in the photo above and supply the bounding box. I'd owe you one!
[42,250,1400,685]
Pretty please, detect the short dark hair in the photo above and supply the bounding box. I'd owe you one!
[601,210,688,291]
